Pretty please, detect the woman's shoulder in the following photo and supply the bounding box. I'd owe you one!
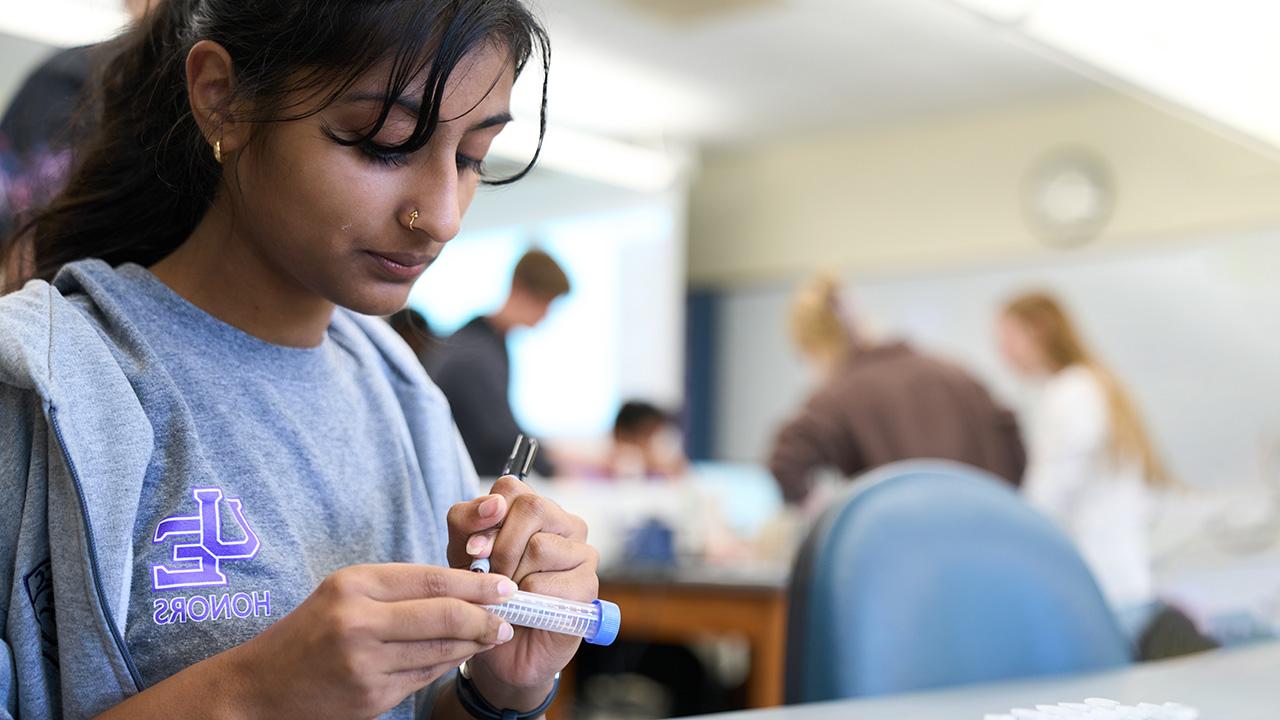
[0,277,59,391]
[1042,364,1109,424]
[330,308,446,400]
[1050,364,1107,396]
[0,264,115,394]
[0,263,155,456]
[1,260,163,404]
[331,308,477,492]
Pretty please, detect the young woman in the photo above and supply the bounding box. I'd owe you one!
[999,292,1166,614]
[0,2,600,719]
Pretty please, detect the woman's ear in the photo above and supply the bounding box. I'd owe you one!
[186,40,246,160]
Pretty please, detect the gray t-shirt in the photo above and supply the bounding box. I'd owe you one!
[77,263,464,718]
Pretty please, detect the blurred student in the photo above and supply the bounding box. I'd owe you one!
[1,0,156,276]
[431,249,568,476]
[606,401,688,479]
[769,275,1026,504]
[999,292,1166,612]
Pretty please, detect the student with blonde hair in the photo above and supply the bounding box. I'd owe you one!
[770,274,1026,504]
[999,292,1166,613]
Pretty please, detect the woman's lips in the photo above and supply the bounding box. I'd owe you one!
[366,250,429,280]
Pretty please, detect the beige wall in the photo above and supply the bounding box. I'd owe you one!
[689,90,1280,286]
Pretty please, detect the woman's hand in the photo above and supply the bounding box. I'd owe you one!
[446,476,600,710]
[228,563,519,719]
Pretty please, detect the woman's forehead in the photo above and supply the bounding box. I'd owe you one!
[341,45,515,120]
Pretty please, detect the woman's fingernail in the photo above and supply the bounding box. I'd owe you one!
[479,496,502,519]
[497,622,514,644]
[467,535,488,556]
[496,579,518,598]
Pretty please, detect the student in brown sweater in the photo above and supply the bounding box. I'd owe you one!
[769,275,1026,504]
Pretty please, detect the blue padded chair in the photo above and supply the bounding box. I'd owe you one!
[785,460,1130,704]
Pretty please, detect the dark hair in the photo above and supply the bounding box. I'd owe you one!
[511,248,570,299]
[613,401,671,439]
[4,0,549,292]
[387,307,437,365]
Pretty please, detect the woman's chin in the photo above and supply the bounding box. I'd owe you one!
[332,284,414,318]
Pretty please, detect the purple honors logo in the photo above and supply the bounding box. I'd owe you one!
[150,487,271,626]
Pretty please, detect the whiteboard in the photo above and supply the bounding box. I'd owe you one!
[715,230,1280,488]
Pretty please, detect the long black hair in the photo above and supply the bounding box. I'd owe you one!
[4,0,548,291]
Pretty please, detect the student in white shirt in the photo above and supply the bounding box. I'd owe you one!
[998,293,1167,617]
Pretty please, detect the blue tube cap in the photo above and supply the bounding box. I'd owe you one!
[587,599,621,646]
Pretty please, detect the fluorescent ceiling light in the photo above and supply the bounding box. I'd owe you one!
[1,1,130,47]
[506,23,729,142]
[946,0,1035,24]
[948,0,1280,151]
[491,25,702,193]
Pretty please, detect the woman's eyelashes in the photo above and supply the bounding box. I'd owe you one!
[322,125,485,175]
[360,143,411,168]
[456,153,484,175]
[355,141,484,176]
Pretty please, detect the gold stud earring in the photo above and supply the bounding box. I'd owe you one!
[214,139,222,164]
[407,209,419,231]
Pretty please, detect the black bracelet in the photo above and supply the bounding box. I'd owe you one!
[455,661,560,720]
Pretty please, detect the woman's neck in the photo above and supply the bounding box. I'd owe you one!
[150,203,336,348]
[813,346,852,377]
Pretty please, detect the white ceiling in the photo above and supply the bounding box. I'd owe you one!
[517,0,1096,146]
[0,0,1096,151]
[0,0,1101,202]
[947,0,1280,155]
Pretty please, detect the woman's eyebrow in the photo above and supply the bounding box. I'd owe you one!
[344,92,422,117]
[342,92,513,131]
[466,111,513,132]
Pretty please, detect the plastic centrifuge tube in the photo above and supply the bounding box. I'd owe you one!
[484,590,621,646]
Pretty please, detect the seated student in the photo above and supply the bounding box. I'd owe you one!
[605,401,688,479]
[769,275,1026,505]
[0,2,597,718]
[998,292,1165,617]
[430,249,569,477]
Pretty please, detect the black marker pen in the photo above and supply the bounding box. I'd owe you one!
[470,434,538,573]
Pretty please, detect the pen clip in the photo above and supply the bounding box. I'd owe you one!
[501,434,539,480]
[472,434,540,573]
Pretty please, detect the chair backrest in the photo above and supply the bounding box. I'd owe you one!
[785,460,1130,704]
